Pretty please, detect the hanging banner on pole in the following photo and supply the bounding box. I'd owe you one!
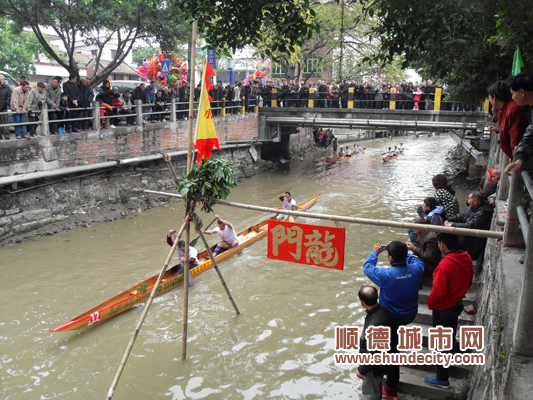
[267,220,345,270]
[207,49,217,70]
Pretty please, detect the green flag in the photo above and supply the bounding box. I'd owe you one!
[512,47,525,76]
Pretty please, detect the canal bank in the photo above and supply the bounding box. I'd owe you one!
[0,114,315,245]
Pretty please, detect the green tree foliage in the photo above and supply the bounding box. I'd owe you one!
[361,0,533,104]
[132,47,159,66]
[175,0,319,61]
[256,1,406,82]
[0,0,190,88]
[0,17,42,77]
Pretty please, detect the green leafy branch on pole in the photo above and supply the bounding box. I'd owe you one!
[176,157,237,229]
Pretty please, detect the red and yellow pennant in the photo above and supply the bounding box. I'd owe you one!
[195,60,220,164]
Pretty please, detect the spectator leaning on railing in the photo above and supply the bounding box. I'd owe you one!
[119,91,135,126]
[145,81,157,123]
[24,82,47,137]
[10,81,31,139]
[504,73,533,175]
[63,74,80,133]
[0,74,12,140]
[488,79,528,160]
[45,77,62,135]
[78,77,93,130]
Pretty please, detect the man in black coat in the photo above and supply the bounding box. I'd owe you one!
[77,77,93,130]
[356,286,392,400]
[0,74,12,139]
[63,74,80,132]
[317,80,327,108]
[299,80,309,107]
[444,191,494,268]
[281,80,291,108]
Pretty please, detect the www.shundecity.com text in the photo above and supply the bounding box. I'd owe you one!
[334,351,484,366]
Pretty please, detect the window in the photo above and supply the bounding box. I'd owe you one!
[272,63,284,79]
[111,49,117,59]
[303,58,322,74]
[113,74,124,80]
[91,49,97,56]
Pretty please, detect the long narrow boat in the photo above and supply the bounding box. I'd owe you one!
[383,154,399,162]
[326,156,351,163]
[50,194,321,332]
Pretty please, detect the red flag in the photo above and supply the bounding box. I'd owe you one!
[204,60,215,89]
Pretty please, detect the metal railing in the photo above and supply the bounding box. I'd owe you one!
[0,89,470,140]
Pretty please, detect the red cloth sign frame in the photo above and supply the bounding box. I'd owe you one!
[267,220,345,270]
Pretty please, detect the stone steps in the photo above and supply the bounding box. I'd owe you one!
[397,366,469,399]
[413,302,475,326]
[418,286,476,307]
[396,276,478,400]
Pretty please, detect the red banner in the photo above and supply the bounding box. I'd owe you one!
[267,220,345,270]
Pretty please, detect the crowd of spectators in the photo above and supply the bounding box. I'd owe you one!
[0,73,470,140]
[0,75,195,139]
[247,78,464,111]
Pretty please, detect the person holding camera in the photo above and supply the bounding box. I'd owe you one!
[363,241,424,400]
[275,192,296,220]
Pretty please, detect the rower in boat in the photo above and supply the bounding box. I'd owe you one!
[354,144,360,154]
[338,149,346,158]
[166,232,197,285]
[398,143,404,153]
[345,146,352,155]
[276,192,296,220]
[203,215,239,256]
[393,146,399,156]
[387,147,394,157]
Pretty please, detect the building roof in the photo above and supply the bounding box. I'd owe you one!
[90,58,138,75]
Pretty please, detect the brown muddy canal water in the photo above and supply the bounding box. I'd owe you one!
[1,135,469,399]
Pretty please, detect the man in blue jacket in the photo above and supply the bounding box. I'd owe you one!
[144,80,157,122]
[364,241,424,400]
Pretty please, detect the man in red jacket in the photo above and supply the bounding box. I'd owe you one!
[424,233,473,389]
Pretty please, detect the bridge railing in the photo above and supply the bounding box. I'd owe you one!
[264,87,479,112]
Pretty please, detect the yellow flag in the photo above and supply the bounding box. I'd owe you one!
[195,61,220,164]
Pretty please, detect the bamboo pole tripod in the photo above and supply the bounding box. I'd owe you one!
[106,20,240,399]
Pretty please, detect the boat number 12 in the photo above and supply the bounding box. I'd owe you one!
[89,312,101,325]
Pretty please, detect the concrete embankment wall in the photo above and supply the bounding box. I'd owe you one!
[0,115,312,244]
[467,200,529,400]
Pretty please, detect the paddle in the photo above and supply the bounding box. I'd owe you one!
[170,217,217,250]
[190,218,218,247]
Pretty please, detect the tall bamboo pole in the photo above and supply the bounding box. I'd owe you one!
[187,21,197,175]
[182,220,190,359]
[143,190,504,240]
[106,219,188,400]
[182,19,198,360]
[194,221,240,314]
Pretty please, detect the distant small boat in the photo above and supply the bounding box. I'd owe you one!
[327,156,351,163]
[50,194,321,332]
[383,154,400,162]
